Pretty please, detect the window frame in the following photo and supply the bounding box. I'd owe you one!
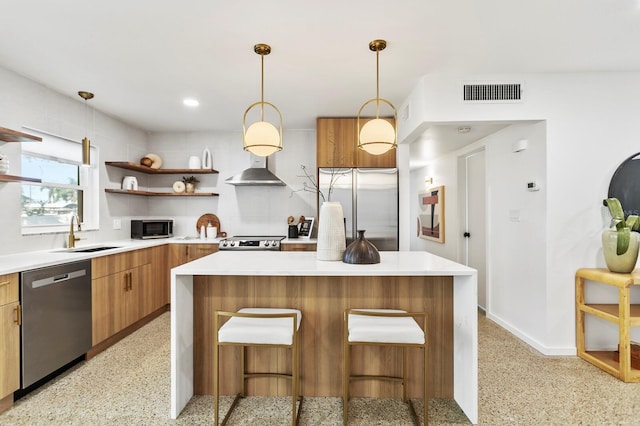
[20,128,99,236]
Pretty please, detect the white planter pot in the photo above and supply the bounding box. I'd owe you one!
[316,201,346,261]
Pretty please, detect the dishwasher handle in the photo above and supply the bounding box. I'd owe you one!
[32,268,87,289]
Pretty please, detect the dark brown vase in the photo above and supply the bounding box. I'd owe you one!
[343,230,380,264]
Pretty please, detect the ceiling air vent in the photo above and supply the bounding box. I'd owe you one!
[463,83,522,102]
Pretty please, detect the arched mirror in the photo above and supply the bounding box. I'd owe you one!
[608,152,640,217]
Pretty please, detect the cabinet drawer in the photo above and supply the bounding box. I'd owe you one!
[0,273,18,305]
[92,248,153,279]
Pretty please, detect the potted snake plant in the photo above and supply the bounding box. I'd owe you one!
[602,197,640,273]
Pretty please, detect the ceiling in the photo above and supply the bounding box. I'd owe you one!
[1,1,640,136]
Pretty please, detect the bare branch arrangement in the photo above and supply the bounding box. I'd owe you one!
[290,165,346,202]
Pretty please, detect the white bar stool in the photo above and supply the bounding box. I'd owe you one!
[343,308,428,425]
[214,307,303,425]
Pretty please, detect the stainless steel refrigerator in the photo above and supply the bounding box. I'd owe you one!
[318,167,398,250]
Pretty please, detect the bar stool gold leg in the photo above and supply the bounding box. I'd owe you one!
[343,311,349,426]
[213,313,220,426]
[424,344,429,425]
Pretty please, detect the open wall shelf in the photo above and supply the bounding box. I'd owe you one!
[0,174,42,183]
[105,189,219,197]
[105,162,218,174]
[0,127,42,143]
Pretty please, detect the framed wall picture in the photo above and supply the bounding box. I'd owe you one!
[417,185,445,243]
[298,218,314,239]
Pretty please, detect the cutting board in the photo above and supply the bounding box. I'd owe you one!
[196,213,222,237]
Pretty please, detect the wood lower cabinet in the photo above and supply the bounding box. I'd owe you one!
[169,243,218,268]
[92,263,153,345]
[152,244,170,309]
[281,243,317,251]
[0,273,20,411]
[91,249,155,345]
[317,117,396,168]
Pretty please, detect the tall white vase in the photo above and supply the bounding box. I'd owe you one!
[316,201,346,261]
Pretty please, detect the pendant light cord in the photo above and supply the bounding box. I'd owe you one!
[260,51,265,121]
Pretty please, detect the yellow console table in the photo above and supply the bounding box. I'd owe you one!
[576,268,640,382]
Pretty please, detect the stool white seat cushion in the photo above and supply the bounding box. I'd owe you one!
[348,309,425,344]
[218,308,302,345]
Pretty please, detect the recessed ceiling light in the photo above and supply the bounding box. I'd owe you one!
[183,98,199,107]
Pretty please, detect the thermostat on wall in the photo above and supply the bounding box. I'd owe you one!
[527,181,541,191]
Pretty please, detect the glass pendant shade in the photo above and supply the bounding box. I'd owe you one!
[359,118,396,155]
[244,120,281,157]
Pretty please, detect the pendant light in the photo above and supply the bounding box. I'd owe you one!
[243,43,283,157]
[78,91,94,167]
[357,39,397,156]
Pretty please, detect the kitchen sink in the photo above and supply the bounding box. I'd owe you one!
[59,245,121,253]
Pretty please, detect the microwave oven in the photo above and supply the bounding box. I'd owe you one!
[131,219,173,239]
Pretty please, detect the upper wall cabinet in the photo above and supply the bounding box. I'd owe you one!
[316,118,396,168]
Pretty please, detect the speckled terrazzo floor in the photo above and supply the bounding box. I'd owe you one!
[2,311,640,425]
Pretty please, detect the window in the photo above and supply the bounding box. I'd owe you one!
[20,129,98,235]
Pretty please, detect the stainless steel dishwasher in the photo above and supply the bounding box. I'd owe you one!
[20,259,92,388]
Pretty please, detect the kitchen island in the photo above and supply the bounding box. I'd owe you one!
[170,251,478,424]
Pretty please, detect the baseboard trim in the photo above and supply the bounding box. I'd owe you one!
[87,304,170,360]
[486,312,576,356]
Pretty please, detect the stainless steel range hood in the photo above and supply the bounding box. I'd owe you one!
[225,154,286,186]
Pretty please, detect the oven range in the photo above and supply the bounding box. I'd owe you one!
[218,235,285,251]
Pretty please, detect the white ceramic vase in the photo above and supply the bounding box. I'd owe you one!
[316,201,346,261]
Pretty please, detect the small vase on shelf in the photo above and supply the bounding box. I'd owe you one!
[316,201,346,261]
[343,230,380,264]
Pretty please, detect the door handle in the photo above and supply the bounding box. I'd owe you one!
[128,272,133,290]
[463,232,471,238]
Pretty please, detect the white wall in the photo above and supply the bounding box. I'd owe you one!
[143,130,317,237]
[0,65,148,255]
[399,72,640,354]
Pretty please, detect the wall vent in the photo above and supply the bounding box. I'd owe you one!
[463,83,522,102]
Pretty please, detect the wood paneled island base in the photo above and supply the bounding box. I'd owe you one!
[193,275,453,398]
[171,251,478,423]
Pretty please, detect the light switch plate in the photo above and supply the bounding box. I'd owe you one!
[113,219,122,230]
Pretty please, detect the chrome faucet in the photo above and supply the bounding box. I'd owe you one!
[68,215,82,248]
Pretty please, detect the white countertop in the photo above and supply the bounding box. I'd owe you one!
[0,237,219,275]
[173,251,476,277]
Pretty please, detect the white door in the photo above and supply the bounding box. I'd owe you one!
[464,150,487,309]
